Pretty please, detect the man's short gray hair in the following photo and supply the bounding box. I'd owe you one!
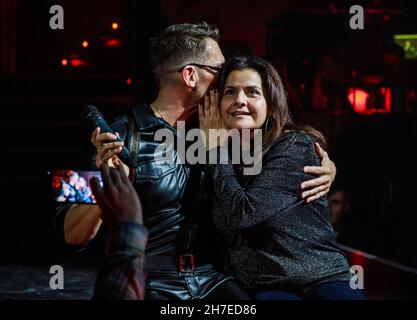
[149,22,219,81]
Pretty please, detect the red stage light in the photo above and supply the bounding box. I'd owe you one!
[61,59,68,66]
[71,59,86,67]
[82,41,89,48]
[127,78,132,85]
[105,38,121,47]
[348,87,392,114]
[348,88,369,114]
[382,87,391,113]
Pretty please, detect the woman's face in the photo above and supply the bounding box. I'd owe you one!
[220,68,267,130]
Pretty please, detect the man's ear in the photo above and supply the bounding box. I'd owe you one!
[181,66,198,89]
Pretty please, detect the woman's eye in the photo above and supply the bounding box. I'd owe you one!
[224,89,235,96]
[247,89,259,96]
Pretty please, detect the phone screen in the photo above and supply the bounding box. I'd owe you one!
[50,169,102,204]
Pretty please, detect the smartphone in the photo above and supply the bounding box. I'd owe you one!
[48,169,102,204]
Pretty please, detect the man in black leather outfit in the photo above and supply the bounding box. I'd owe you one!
[57,22,336,300]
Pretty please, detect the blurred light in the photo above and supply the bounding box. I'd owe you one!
[127,78,132,85]
[82,41,89,48]
[348,250,367,268]
[61,59,68,66]
[394,34,417,59]
[112,22,119,30]
[348,88,391,114]
[71,59,86,67]
[381,87,391,113]
[105,38,121,47]
[347,88,369,114]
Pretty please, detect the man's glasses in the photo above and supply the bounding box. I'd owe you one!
[177,63,223,73]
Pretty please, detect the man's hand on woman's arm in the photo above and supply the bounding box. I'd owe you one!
[301,143,336,203]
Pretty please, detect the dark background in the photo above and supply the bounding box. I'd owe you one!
[1,0,417,284]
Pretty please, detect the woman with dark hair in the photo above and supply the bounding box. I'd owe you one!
[199,55,366,300]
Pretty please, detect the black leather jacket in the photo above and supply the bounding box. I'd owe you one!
[110,105,204,254]
[111,104,189,255]
[101,104,232,299]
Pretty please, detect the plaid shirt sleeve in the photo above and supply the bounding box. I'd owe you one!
[93,222,148,300]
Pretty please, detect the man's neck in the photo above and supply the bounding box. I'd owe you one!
[151,87,196,127]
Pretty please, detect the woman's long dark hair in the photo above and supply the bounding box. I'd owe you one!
[219,55,326,152]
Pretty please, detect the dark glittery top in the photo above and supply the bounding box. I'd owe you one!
[208,131,351,297]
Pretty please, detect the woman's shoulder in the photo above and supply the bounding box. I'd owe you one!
[270,130,316,152]
[263,131,319,167]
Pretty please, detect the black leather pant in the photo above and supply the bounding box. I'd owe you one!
[145,259,250,300]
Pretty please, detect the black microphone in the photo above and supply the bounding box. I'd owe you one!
[83,105,136,168]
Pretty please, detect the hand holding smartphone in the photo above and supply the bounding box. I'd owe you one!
[50,169,102,204]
